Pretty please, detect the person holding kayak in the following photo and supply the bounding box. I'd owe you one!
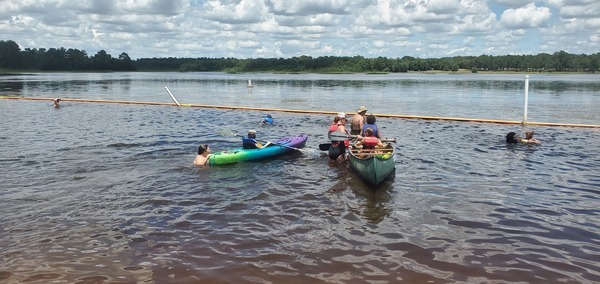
[243,130,272,149]
[193,144,211,166]
[328,112,349,162]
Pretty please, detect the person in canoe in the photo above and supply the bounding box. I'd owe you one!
[361,114,382,138]
[243,130,272,149]
[193,144,212,166]
[328,112,349,162]
[355,128,384,149]
[350,105,367,135]
[353,128,386,158]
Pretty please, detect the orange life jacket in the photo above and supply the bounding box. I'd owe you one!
[363,136,379,148]
[329,123,349,147]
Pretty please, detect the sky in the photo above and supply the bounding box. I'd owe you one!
[1,0,599,59]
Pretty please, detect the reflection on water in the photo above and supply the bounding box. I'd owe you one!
[0,80,24,95]
[1,78,600,283]
[1,72,599,124]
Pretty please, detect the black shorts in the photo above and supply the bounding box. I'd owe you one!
[328,142,346,160]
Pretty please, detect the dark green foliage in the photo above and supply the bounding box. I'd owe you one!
[0,39,598,73]
[0,40,136,71]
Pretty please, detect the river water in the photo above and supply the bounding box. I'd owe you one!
[1,72,599,283]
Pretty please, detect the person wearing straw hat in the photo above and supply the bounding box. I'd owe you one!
[350,106,367,135]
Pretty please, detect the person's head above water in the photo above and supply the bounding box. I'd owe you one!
[506,132,519,143]
[197,144,209,155]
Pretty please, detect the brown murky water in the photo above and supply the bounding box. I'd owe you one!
[1,73,599,283]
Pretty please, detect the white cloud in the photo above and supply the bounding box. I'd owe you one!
[425,0,461,14]
[500,3,552,29]
[451,12,498,34]
[0,0,598,59]
[373,40,386,48]
[492,0,526,7]
[550,0,600,19]
[203,0,270,24]
[270,0,352,16]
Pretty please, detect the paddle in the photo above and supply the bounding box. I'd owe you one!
[320,138,396,151]
[328,132,358,142]
[249,136,306,152]
[249,135,325,158]
[319,143,332,151]
[217,129,321,156]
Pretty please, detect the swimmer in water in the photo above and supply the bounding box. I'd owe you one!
[520,130,541,144]
[260,114,273,125]
[193,144,211,166]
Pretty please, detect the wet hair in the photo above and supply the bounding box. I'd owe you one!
[366,114,376,124]
[197,144,208,155]
[364,128,374,137]
[506,132,517,143]
[248,132,256,138]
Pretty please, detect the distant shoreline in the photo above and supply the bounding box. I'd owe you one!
[1,69,597,76]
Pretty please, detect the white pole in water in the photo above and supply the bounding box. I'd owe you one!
[523,75,529,126]
[164,86,181,106]
[247,79,253,95]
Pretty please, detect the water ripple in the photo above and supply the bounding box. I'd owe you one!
[2,95,600,283]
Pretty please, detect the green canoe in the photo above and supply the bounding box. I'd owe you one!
[348,144,396,186]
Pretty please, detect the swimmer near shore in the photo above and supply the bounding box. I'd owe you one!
[260,114,273,125]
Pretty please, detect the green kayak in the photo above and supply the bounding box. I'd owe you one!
[208,133,308,166]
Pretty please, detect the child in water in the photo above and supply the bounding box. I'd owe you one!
[260,114,274,125]
[521,130,541,144]
[193,144,211,166]
[506,130,540,145]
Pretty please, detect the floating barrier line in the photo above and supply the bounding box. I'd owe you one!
[2,96,599,128]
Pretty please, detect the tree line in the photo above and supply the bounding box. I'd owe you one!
[0,40,136,71]
[1,40,599,73]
